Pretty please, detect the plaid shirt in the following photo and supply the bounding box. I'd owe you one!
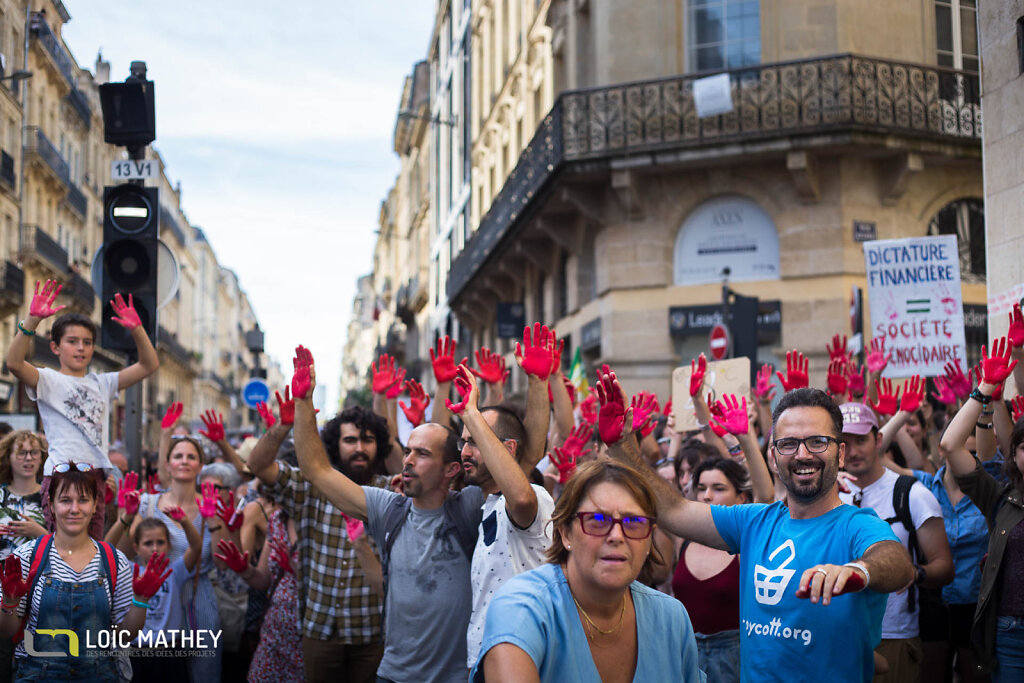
[270,462,385,642]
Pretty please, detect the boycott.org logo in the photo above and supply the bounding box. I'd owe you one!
[25,629,79,657]
[743,617,813,646]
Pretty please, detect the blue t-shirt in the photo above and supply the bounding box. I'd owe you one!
[913,467,989,604]
[711,502,896,683]
[470,563,704,682]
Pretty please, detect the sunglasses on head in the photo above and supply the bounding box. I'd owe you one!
[53,462,93,474]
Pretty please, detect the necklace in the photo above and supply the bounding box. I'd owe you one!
[571,591,626,642]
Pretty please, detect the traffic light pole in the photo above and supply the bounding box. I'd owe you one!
[123,145,145,473]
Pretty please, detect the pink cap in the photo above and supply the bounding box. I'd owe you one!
[840,402,878,435]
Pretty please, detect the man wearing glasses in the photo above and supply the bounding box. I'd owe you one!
[456,374,555,672]
[837,401,953,682]
[611,386,915,682]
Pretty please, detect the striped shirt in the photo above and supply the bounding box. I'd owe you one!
[269,463,384,642]
[11,539,133,658]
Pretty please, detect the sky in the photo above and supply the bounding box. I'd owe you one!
[62,0,437,410]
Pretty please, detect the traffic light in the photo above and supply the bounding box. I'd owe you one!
[101,184,158,351]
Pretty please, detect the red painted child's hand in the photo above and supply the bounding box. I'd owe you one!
[110,293,142,329]
[132,552,172,599]
[268,537,295,575]
[0,554,36,604]
[28,279,65,319]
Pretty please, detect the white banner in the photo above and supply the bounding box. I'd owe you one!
[863,235,967,377]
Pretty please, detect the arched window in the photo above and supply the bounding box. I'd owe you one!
[927,197,985,281]
[674,195,780,285]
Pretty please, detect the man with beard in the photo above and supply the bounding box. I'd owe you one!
[837,401,952,683]
[247,405,394,683]
[608,383,915,682]
[287,346,485,683]
[454,371,555,670]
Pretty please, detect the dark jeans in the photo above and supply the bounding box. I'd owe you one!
[301,637,383,683]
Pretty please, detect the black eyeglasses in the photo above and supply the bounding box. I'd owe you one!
[457,438,477,451]
[772,436,840,456]
[575,511,653,539]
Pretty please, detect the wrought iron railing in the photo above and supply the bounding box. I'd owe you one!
[18,224,68,273]
[447,54,981,300]
[30,16,77,88]
[65,184,86,218]
[25,126,70,185]
[66,272,95,312]
[0,260,24,308]
[0,151,14,192]
[160,205,187,246]
[561,54,981,159]
[158,325,195,367]
[66,88,92,129]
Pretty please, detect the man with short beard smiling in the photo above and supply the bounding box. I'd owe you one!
[609,384,915,682]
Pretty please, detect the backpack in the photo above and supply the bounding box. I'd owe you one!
[883,474,922,612]
[14,533,118,643]
[376,492,480,599]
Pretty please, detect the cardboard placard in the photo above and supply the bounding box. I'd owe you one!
[671,357,751,431]
[863,235,967,377]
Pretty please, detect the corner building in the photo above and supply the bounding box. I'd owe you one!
[448,0,986,398]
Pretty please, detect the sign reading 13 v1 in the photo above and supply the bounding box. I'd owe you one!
[111,159,156,180]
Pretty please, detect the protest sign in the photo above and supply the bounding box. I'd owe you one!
[863,234,966,377]
[671,357,751,431]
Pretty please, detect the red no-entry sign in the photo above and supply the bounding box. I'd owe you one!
[710,324,729,360]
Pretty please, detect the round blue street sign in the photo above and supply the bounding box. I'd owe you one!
[242,378,270,408]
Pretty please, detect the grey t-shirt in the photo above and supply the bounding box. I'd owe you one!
[364,485,484,683]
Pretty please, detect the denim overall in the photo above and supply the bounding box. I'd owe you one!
[15,544,119,682]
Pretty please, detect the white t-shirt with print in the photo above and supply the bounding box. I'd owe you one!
[839,467,942,639]
[466,484,554,667]
[27,367,118,474]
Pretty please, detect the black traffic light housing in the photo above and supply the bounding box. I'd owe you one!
[99,62,155,149]
[101,184,158,351]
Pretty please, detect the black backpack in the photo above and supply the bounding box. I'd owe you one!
[883,474,923,611]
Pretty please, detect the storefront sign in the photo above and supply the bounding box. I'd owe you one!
[863,235,966,377]
[669,301,781,336]
[674,196,780,286]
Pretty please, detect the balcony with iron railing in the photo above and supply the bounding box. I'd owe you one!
[448,53,982,300]
[24,127,87,218]
[0,260,24,311]
[65,88,92,129]
[158,325,196,369]
[18,224,68,274]
[30,15,77,89]
[65,271,95,312]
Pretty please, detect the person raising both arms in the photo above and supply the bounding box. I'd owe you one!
[6,280,159,539]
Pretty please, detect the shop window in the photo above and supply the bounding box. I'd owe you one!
[927,197,985,281]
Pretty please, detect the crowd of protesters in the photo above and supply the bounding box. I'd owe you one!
[0,279,1021,682]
